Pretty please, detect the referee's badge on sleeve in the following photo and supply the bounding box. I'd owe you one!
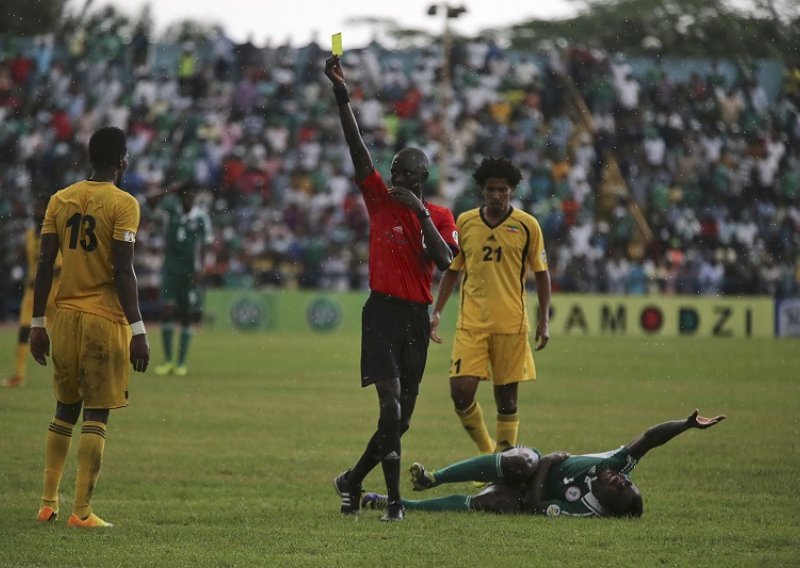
[123,231,136,243]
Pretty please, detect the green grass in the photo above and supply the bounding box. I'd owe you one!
[1,326,799,567]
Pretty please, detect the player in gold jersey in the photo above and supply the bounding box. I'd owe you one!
[431,157,551,454]
[3,198,61,387]
[29,126,150,528]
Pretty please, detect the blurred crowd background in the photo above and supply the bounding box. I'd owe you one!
[1,3,799,319]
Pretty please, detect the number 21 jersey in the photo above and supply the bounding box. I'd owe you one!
[450,207,547,334]
[42,180,141,323]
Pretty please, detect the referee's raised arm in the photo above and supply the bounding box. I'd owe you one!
[324,55,373,182]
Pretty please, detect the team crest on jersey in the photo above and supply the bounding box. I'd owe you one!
[123,231,136,243]
[546,504,562,517]
[565,486,581,502]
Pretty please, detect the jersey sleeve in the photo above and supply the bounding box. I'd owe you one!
[449,249,465,271]
[538,500,597,517]
[41,195,58,235]
[448,215,466,271]
[160,194,180,215]
[526,216,548,272]
[594,446,638,475]
[113,193,141,242]
[433,206,459,256]
[157,196,179,229]
[356,169,388,209]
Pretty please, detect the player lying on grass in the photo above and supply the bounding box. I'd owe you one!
[361,409,725,518]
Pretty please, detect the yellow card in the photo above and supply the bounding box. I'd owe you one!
[331,32,343,56]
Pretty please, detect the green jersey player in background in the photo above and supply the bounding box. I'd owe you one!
[361,409,725,518]
[146,181,213,376]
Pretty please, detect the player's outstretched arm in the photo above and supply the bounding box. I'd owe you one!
[29,234,59,366]
[144,180,188,208]
[112,240,150,372]
[626,409,726,460]
[324,55,373,182]
[430,269,459,343]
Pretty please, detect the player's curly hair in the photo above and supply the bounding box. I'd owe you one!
[472,156,522,188]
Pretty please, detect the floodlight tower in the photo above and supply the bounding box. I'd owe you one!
[427,3,467,199]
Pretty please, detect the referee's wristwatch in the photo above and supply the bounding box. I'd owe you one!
[417,208,431,220]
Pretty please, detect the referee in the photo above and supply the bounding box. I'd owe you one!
[325,55,459,521]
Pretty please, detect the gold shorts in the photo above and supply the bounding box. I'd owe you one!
[19,287,33,324]
[450,329,536,385]
[18,284,58,326]
[50,309,132,409]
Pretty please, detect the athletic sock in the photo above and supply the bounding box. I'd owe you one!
[177,328,193,366]
[495,411,520,451]
[433,453,503,485]
[41,419,74,510]
[14,342,28,378]
[378,417,402,502]
[72,421,106,519]
[402,495,471,512]
[162,324,174,362]
[349,431,381,485]
[456,401,495,454]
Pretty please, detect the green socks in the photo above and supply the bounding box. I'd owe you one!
[178,328,193,366]
[161,324,174,362]
[433,453,504,485]
[402,495,471,512]
[162,325,193,366]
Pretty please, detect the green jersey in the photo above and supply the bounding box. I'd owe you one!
[541,447,638,517]
[161,196,213,277]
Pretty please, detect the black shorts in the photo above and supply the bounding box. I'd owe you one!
[361,292,431,395]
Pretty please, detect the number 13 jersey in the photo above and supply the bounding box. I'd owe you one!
[450,207,547,334]
[42,180,141,323]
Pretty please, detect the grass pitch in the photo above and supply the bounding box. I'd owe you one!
[1,324,798,567]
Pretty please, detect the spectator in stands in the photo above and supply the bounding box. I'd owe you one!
[0,11,798,314]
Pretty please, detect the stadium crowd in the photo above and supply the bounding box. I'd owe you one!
[1,11,799,319]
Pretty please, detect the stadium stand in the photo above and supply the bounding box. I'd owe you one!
[1,18,798,320]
